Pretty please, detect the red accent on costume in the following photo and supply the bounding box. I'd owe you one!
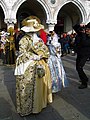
[39,29,47,44]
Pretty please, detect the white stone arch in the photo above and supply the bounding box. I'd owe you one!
[11,0,51,23]
[0,0,8,21]
[36,0,52,21]
[11,0,26,22]
[54,0,87,24]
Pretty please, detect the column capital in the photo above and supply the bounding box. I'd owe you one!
[46,19,57,25]
[4,18,17,24]
[47,23,56,32]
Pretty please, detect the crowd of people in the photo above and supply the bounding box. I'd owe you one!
[58,32,76,56]
[0,15,90,116]
[0,23,77,65]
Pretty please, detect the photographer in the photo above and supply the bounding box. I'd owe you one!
[73,23,90,89]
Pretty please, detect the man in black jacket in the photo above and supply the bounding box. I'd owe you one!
[74,23,90,89]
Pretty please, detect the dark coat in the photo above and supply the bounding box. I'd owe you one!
[75,32,90,56]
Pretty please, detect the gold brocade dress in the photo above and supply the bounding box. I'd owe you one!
[14,35,52,116]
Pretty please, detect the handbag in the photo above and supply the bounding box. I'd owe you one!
[37,65,45,78]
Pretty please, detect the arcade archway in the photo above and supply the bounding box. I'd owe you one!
[0,6,6,31]
[16,0,47,30]
[55,2,83,35]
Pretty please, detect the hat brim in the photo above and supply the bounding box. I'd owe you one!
[21,25,44,33]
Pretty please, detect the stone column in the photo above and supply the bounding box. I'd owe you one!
[46,19,57,32]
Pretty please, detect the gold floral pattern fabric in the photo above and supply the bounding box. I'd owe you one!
[15,34,52,116]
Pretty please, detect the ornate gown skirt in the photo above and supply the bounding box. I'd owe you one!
[48,55,68,93]
[16,60,52,116]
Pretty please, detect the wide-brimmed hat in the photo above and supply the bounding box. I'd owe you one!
[21,16,44,32]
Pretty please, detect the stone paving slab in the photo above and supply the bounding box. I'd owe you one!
[0,55,90,120]
[0,83,14,120]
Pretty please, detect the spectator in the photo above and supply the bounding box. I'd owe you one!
[73,23,90,89]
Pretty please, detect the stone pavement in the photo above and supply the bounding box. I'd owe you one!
[0,54,90,120]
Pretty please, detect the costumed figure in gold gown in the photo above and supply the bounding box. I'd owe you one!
[14,16,52,116]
